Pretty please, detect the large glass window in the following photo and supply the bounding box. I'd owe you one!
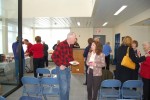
[8,23,18,53]
[22,27,33,51]
[0,21,2,53]
[0,0,19,96]
[35,29,70,50]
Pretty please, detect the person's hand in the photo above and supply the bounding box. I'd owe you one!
[137,50,141,57]
[60,65,66,70]
[88,62,96,66]
[145,53,150,57]
[25,53,29,56]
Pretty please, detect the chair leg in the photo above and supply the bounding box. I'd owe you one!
[43,95,47,100]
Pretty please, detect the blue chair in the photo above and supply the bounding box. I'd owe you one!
[41,77,60,100]
[19,96,42,100]
[36,68,51,78]
[21,76,42,98]
[121,80,143,100]
[99,79,121,100]
[0,96,5,100]
[51,68,57,78]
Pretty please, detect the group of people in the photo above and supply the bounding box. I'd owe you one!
[12,33,150,100]
[52,34,107,100]
[12,36,49,78]
[115,36,150,100]
[52,33,150,100]
[83,37,112,100]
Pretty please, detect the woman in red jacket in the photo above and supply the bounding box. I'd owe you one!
[29,36,44,77]
[140,42,150,100]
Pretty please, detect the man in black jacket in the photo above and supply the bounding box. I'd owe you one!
[43,41,49,67]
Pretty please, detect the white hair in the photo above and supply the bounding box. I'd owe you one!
[67,32,76,39]
[142,41,150,46]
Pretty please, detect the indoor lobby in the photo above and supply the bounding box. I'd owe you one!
[0,0,150,100]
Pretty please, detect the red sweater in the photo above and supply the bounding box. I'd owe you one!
[140,51,150,79]
[29,43,44,58]
[26,43,33,56]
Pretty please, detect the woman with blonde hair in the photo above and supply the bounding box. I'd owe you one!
[86,41,105,100]
[115,36,147,83]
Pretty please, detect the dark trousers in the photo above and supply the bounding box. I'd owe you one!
[142,78,150,100]
[105,55,110,70]
[84,63,88,84]
[87,69,101,100]
[33,58,44,77]
[44,55,48,67]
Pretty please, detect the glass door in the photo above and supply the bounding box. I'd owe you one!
[0,0,19,95]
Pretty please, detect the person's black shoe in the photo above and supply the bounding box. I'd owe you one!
[83,83,87,85]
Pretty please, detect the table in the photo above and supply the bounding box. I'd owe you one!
[0,61,15,81]
[0,57,31,82]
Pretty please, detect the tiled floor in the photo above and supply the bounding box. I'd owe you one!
[6,63,116,100]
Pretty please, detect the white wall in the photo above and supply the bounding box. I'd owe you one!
[114,8,150,55]
[70,28,93,48]
[70,28,114,54]
[93,28,114,54]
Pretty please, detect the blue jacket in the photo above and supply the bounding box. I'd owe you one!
[12,41,24,59]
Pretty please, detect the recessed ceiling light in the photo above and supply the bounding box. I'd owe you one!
[114,5,127,15]
[102,22,108,26]
[77,22,80,26]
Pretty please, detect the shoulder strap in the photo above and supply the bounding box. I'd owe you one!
[126,47,129,56]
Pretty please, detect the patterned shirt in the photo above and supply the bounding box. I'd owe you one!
[51,40,74,67]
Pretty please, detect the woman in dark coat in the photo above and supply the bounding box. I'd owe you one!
[132,40,141,80]
[115,36,147,83]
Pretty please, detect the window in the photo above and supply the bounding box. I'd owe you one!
[22,27,33,51]
[35,29,70,50]
[0,21,2,53]
[8,23,18,53]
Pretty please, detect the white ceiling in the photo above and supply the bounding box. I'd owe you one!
[92,0,150,27]
[8,0,150,28]
[23,0,95,17]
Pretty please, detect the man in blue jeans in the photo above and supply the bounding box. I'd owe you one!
[51,32,77,100]
[12,37,25,81]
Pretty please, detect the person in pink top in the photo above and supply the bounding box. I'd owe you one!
[140,41,150,100]
[29,36,44,77]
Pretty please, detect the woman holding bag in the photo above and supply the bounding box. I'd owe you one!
[115,36,148,83]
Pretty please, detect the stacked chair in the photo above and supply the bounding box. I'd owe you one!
[36,68,51,78]
[0,96,5,100]
[20,76,42,100]
[41,77,59,100]
[20,68,59,100]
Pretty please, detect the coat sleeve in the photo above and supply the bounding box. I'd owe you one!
[129,48,146,63]
[86,52,90,66]
[95,53,106,68]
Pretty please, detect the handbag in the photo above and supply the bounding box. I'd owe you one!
[121,47,135,70]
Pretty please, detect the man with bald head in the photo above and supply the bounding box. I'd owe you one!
[51,32,77,100]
